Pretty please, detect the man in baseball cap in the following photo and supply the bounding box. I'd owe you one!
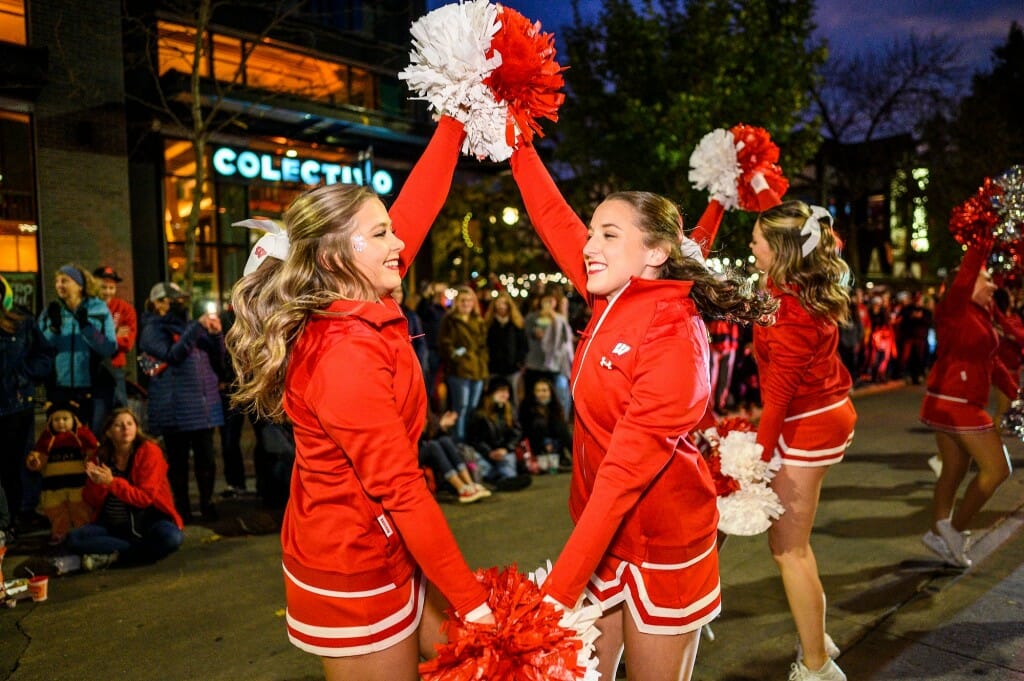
[149,281,186,303]
[92,266,136,431]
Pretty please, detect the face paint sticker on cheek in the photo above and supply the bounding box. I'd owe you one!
[351,234,367,253]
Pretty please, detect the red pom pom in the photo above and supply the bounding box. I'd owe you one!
[420,565,588,681]
[731,124,789,211]
[950,178,1004,248]
[484,6,566,148]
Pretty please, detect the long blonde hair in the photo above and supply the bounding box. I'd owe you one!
[604,191,778,324]
[227,183,380,421]
[484,291,524,328]
[756,200,850,324]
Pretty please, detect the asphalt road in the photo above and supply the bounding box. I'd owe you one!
[2,382,1023,680]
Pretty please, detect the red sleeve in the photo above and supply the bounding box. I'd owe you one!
[945,242,992,310]
[755,305,819,456]
[117,301,138,354]
[510,145,590,302]
[543,312,711,606]
[388,115,466,275]
[306,336,488,616]
[690,199,725,257]
[108,442,170,509]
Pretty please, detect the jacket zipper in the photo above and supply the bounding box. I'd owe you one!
[570,280,630,399]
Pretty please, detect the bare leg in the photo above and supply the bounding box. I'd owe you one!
[622,605,701,681]
[768,464,830,671]
[594,604,625,681]
[950,429,1011,530]
[932,431,971,525]
[321,633,418,681]
[418,582,449,660]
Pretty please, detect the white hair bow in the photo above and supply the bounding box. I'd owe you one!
[800,205,831,257]
[680,235,706,267]
[234,219,290,275]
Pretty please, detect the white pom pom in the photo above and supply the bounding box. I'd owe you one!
[717,430,767,483]
[398,0,502,122]
[717,483,785,536]
[689,128,740,210]
[462,94,515,161]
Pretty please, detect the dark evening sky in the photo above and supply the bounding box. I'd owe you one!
[426,0,1022,78]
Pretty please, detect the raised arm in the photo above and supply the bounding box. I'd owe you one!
[510,145,589,301]
[389,115,466,275]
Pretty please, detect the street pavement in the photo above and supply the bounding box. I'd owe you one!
[1,382,1023,680]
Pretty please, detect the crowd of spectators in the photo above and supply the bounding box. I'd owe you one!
[8,261,1018,575]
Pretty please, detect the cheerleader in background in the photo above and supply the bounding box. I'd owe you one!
[920,237,1013,571]
[749,201,857,681]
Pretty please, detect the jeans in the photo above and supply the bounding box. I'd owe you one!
[446,376,483,442]
[474,448,517,482]
[219,397,247,489]
[66,520,184,563]
[164,428,217,518]
[91,367,128,433]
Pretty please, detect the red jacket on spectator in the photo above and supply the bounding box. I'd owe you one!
[82,439,184,529]
[105,296,137,369]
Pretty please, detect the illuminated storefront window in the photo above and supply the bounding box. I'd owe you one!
[0,0,26,45]
[157,21,378,109]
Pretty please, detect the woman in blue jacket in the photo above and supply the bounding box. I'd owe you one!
[138,281,225,522]
[38,264,116,428]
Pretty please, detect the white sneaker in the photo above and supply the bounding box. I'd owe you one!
[788,658,847,681]
[82,552,118,571]
[796,633,840,662]
[473,483,492,498]
[922,530,957,565]
[928,455,942,477]
[935,519,972,568]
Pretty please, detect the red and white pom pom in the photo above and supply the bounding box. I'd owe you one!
[949,177,1005,249]
[400,1,565,162]
[696,417,784,537]
[399,1,501,124]
[689,125,788,212]
[420,564,600,681]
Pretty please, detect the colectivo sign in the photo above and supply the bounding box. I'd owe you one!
[212,147,394,194]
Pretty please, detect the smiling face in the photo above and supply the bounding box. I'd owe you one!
[348,197,404,298]
[98,279,117,302]
[454,291,476,317]
[55,272,82,304]
[583,199,665,297]
[750,220,776,273]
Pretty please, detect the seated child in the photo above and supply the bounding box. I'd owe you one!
[26,401,98,543]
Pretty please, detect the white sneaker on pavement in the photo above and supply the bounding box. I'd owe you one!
[922,530,958,565]
[796,633,840,662]
[935,519,972,568]
[788,658,847,681]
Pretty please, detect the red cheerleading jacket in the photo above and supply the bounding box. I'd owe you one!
[82,439,184,529]
[926,243,1016,407]
[753,282,853,457]
[512,145,719,608]
[279,116,489,619]
[993,304,1024,378]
